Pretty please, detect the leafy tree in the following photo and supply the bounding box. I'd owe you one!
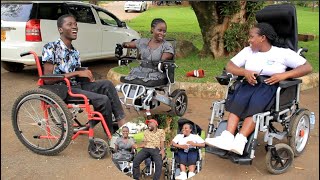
[190,1,264,58]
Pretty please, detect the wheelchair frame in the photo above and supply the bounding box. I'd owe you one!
[205,3,312,174]
[115,39,188,117]
[12,51,112,159]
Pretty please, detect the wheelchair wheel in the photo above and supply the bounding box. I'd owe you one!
[12,88,73,155]
[88,138,110,159]
[170,90,188,116]
[265,143,294,174]
[288,109,310,157]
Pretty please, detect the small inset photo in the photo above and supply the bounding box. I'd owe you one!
[110,115,206,180]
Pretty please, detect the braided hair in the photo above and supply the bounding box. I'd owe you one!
[151,18,166,28]
[254,22,279,45]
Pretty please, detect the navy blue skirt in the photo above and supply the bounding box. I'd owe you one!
[225,81,278,119]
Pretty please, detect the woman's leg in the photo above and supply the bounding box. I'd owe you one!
[226,113,241,134]
[239,116,255,137]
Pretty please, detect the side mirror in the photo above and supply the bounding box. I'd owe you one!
[120,21,127,28]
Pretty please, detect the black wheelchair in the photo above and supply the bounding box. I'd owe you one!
[205,4,311,174]
[114,39,188,118]
[170,118,203,180]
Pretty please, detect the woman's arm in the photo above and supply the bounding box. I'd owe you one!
[171,141,188,150]
[114,144,118,152]
[186,141,205,148]
[265,62,313,85]
[161,52,174,60]
[122,41,137,49]
[226,61,258,86]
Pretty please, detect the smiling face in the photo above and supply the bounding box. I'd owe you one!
[248,27,265,52]
[122,127,129,138]
[182,124,192,136]
[59,16,78,41]
[151,22,167,42]
[148,121,157,131]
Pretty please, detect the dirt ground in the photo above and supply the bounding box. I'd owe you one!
[1,2,319,180]
[1,59,319,180]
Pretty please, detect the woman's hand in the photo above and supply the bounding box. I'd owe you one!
[77,69,94,82]
[179,144,189,150]
[244,70,257,86]
[186,141,195,146]
[265,73,288,85]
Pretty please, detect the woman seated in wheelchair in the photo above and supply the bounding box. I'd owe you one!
[205,22,312,155]
[112,126,136,170]
[172,123,205,179]
[121,18,174,86]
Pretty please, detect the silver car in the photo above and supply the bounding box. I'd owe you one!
[1,1,140,72]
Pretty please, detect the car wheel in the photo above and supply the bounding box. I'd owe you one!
[1,61,24,72]
[125,10,128,13]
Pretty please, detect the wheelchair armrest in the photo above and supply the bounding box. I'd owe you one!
[40,74,65,81]
[170,146,178,152]
[75,67,88,71]
[279,78,302,89]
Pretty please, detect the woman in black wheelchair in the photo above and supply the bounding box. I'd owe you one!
[112,126,136,170]
[205,22,312,155]
[41,14,125,134]
[172,123,205,180]
[121,18,174,86]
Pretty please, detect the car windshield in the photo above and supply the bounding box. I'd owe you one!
[1,3,33,22]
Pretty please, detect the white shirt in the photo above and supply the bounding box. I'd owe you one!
[231,46,306,76]
[172,134,204,149]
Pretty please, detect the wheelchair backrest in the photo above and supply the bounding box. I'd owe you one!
[177,118,202,136]
[256,4,298,52]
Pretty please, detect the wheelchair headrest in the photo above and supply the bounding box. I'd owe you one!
[256,4,298,51]
[177,118,202,136]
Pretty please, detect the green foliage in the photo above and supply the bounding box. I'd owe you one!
[223,1,264,53]
[245,1,265,21]
[224,23,249,52]
[152,114,179,146]
[217,1,240,17]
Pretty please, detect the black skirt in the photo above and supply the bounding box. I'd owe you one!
[225,80,278,119]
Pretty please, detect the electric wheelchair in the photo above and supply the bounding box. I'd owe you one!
[12,52,115,159]
[170,118,203,180]
[114,39,188,117]
[205,4,312,174]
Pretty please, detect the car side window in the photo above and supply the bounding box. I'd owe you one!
[37,3,69,20]
[67,5,96,24]
[96,9,118,27]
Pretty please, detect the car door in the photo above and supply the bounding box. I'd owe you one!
[66,3,102,61]
[94,8,129,57]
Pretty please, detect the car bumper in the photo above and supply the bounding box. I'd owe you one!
[124,6,142,11]
[1,41,44,65]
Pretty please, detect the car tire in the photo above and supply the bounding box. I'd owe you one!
[1,61,24,72]
[125,10,128,13]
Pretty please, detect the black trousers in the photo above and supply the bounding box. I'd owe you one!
[71,80,125,134]
[133,148,163,180]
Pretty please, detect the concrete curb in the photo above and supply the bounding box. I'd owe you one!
[107,69,319,99]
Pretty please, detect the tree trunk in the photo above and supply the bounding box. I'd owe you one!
[190,1,248,58]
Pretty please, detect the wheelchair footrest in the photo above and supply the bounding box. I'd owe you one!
[228,153,252,165]
[205,146,228,158]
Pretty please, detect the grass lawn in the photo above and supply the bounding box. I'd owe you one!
[114,4,319,83]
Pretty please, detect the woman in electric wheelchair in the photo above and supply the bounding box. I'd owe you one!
[205,22,313,155]
[121,18,174,86]
[172,123,205,180]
